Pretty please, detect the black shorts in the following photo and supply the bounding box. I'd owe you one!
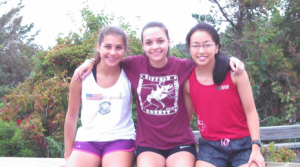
[136,144,197,159]
[197,136,253,167]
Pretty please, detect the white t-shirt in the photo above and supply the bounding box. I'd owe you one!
[75,69,135,142]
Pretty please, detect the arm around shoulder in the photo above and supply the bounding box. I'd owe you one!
[73,59,94,81]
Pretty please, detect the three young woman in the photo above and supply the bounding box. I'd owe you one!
[183,23,265,167]
[64,26,135,167]
[71,22,246,167]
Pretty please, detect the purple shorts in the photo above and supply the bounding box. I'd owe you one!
[73,139,135,158]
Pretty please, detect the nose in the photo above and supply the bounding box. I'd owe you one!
[152,42,158,49]
[198,46,205,53]
[110,48,116,55]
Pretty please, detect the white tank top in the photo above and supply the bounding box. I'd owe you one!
[75,69,135,142]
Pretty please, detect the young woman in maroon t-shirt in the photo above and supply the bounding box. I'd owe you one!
[183,23,265,167]
[73,22,244,167]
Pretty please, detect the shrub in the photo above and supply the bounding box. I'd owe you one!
[0,119,35,156]
[262,142,297,162]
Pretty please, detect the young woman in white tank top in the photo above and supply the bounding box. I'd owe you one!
[63,26,135,167]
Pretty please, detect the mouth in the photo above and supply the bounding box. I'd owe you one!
[150,51,162,57]
[107,57,118,60]
[107,57,119,62]
[197,56,207,61]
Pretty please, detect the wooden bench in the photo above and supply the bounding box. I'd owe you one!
[0,158,300,167]
[193,125,300,149]
[1,125,299,166]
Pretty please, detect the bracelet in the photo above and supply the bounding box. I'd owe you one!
[85,58,94,64]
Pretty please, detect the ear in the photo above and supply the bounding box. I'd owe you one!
[215,44,219,54]
[97,42,101,52]
[141,41,146,51]
[167,38,171,47]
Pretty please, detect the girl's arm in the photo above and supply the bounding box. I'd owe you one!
[232,71,265,167]
[64,77,82,160]
[183,79,194,122]
[73,59,94,81]
[229,57,244,75]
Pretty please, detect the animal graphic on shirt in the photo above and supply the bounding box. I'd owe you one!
[137,74,179,115]
[142,79,175,110]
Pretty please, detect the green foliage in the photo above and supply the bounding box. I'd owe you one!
[45,136,64,158]
[0,84,14,98]
[0,119,35,156]
[262,142,297,162]
[170,43,190,59]
[0,72,70,157]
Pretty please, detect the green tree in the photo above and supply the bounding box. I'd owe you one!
[0,0,40,89]
[192,0,278,59]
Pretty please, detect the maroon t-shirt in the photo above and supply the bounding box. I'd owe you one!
[123,55,196,149]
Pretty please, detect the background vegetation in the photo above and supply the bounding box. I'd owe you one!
[0,0,299,161]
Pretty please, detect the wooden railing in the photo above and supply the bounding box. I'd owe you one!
[0,157,300,167]
[1,125,300,167]
[193,125,300,149]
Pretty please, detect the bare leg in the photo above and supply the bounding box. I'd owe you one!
[102,150,134,167]
[137,152,165,167]
[166,151,195,167]
[195,160,216,167]
[66,150,101,167]
[238,162,259,167]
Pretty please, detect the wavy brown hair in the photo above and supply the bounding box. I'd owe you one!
[94,26,128,65]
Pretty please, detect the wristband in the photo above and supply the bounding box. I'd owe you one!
[85,58,94,64]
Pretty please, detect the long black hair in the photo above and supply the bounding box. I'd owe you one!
[186,22,230,85]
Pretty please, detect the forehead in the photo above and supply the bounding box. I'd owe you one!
[101,34,124,44]
[143,27,167,40]
[190,30,214,42]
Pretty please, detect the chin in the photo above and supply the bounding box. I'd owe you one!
[105,61,121,67]
[196,60,209,66]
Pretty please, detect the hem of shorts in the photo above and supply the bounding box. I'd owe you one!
[136,141,196,150]
[72,148,102,158]
[201,134,251,141]
[102,147,135,157]
[196,159,218,166]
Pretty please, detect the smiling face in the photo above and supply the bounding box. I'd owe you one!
[142,27,170,68]
[97,34,125,68]
[189,30,219,67]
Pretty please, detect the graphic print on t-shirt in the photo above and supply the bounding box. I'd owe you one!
[137,74,179,115]
[98,101,111,115]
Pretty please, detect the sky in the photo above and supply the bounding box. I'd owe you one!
[1,0,217,49]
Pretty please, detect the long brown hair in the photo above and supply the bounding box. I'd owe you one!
[94,26,128,65]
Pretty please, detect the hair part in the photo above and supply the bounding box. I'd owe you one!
[185,22,230,85]
[94,26,128,65]
[141,22,170,57]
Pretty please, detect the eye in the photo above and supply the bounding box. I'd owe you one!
[104,45,111,49]
[145,41,152,45]
[116,46,123,50]
[204,44,213,48]
[192,45,199,48]
[158,40,164,43]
